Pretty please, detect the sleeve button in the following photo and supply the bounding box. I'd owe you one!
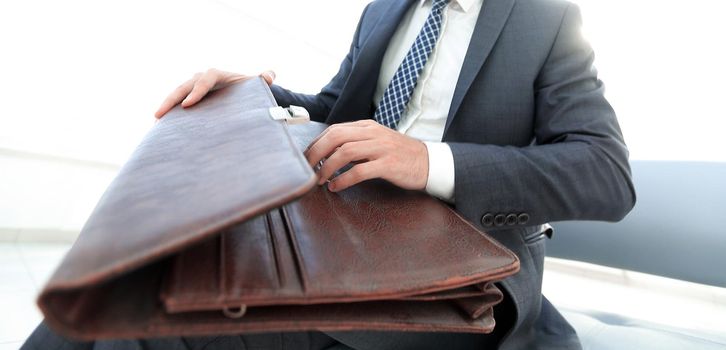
[506,214,518,226]
[481,213,494,227]
[517,213,530,225]
[494,214,506,227]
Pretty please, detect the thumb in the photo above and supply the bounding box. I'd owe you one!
[260,70,276,85]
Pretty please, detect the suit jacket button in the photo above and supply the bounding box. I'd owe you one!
[506,214,518,226]
[518,213,530,225]
[481,213,494,227]
[494,214,506,227]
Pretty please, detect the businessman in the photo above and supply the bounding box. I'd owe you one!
[24,0,635,349]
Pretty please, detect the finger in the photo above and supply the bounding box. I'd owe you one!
[305,125,375,168]
[328,162,379,192]
[181,72,218,108]
[154,79,196,118]
[316,140,380,185]
[260,70,276,85]
[305,120,374,154]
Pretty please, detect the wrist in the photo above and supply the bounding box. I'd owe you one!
[417,140,430,190]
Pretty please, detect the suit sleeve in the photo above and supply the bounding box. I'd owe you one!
[449,4,636,228]
[270,5,369,123]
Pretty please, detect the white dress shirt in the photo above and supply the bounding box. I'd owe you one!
[374,0,484,203]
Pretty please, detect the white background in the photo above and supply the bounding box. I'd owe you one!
[1,0,724,166]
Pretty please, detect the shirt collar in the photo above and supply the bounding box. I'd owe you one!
[418,0,479,13]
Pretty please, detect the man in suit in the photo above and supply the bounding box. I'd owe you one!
[24,0,634,349]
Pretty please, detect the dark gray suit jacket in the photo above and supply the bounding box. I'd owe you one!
[271,0,636,348]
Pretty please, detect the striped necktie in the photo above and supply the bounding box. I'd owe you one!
[374,0,451,129]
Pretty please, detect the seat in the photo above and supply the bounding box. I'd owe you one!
[547,160,726,349]
[560,309,726,350]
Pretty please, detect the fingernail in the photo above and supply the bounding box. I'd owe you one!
[327,182,336,192]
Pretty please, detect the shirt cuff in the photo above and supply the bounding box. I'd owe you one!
[423,141,456,203]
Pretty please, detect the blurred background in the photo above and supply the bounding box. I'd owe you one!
[1,0,725,348]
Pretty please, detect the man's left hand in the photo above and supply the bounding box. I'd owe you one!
[305,120,429,192]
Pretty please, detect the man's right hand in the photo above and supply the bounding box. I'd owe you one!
[154,68,276,118]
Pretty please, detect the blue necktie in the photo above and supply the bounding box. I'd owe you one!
[374,0,450,129]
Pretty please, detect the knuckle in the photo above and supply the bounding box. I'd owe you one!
[327,129,343,144]
[353,165,369,179]
[346,169,361,183]
[322,126,337,136]
[307,143,321,158]
[380,138,395,149]
[194,80,211,90]
[337,143,353,157]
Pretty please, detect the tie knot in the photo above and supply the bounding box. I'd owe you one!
[432,0,450,11]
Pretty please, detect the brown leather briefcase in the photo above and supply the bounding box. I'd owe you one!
[37,78,520,340]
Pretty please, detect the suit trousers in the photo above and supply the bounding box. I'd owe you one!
[21,324,501,350]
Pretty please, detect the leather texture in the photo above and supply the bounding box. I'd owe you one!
[44,78,316,290]
[37,80,519,341]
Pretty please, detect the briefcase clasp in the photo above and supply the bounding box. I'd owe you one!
[269,105,310,125]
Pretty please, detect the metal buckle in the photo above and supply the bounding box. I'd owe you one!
[269,105,310,124]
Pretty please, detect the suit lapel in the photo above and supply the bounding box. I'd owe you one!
[328,0,416,123]
[443,0,516,137]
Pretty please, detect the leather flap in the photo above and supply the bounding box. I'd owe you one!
[42,78,316,290]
